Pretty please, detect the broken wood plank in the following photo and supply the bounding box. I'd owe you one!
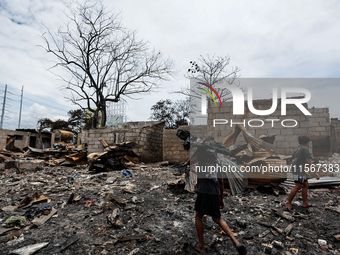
[326,206,340,214]
[272,209,294,222]
[57,236,80,253]
[273,226,283,234]
[0,227,17,236]
[117,233,151,242]
[1,205,19,212]
[99,138,109,148]
[271,228,278,236]
[32,208,57,227]
[9,242,49,255]
[259,229,270,238]
[284,223,294,236]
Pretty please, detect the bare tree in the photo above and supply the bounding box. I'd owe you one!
[174,55,242,101]
[41,1,173,128]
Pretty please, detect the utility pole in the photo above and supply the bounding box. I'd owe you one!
[18,86,23,129]
[0,84,7,129]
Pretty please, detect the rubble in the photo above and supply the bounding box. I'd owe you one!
[9,242,49,255]
[1,143,340,254]
[222,125,289,185]
[0,145,87,169]
[87,141,141,173]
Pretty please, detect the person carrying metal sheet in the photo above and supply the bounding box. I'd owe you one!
[186,137,247,255]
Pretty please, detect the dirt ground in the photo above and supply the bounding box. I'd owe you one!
[1,163,340,255]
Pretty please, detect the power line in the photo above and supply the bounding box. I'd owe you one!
[0,84,76,129]
[23,98,68,112]
[7,91,20,97]
[18,86,23,129]
[0,84,7,128]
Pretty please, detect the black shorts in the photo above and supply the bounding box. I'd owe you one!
[195,193,221,219]
[293,175,308,184]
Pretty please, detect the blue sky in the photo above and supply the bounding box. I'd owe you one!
[0,0,340,130]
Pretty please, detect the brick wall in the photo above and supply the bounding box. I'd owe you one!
[79,121,165,163]
[206,99,308,155]
[331,118,340,153]
[204,99,332,157]
[162,125,208,163]
[308,108,332,157]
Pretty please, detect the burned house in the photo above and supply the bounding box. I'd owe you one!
[0,128,52,150]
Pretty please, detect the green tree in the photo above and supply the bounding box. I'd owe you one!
[68,109,86,133]
[150,99,189,129]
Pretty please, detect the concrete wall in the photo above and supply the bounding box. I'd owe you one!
[162,98,335,162]
[0,129,51,149]
[205,99,312,155]
[331,118,340,153]
[79,121,165,163]
[308,108,332,157]
[78,100,338,164]
[163,125,208,163]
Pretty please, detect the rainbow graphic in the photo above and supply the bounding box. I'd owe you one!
[197,82,222,106]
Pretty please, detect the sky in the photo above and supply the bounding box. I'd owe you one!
[0,0,340,130]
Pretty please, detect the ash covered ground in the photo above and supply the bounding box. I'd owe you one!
[1,163,340,255]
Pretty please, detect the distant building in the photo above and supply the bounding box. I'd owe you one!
[0,129,51,150]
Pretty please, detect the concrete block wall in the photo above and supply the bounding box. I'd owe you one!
[0,129,31,149]
[79,121,165,163]
[162,99,337,162]
[0,129,8,149]
[308,108,332,157]
[205,99,333,157]
[163,125,208,163]
[0,129,50,149]
[138,123,164,163]
[207,99,312,155]
[331,118,340,153]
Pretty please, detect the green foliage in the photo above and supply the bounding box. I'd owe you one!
[150,99,189,129]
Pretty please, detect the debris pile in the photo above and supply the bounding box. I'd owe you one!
[0,150,20,163]
[223,125,290,184]
[87,140,142,173]
[1,161,340,254]
[174,125,290,196]
[2,146,87,169]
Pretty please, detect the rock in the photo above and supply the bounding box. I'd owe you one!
[265,246,272,254]
[120,181,130,186]
[236,218,247,228]
[318,239,328,250]
[106,177,116,184]
[272,240,284,249]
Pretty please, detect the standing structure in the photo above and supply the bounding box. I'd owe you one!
[106,100,127,125]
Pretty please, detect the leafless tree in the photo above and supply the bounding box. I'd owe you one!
[173,55,242,101]
[41,1,173,128]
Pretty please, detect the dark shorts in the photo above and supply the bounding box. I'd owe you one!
[293,175,308,184]
[194,193,221,219]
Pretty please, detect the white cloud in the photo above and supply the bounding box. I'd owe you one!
[0,0,339,130]
[17,103,68,129]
